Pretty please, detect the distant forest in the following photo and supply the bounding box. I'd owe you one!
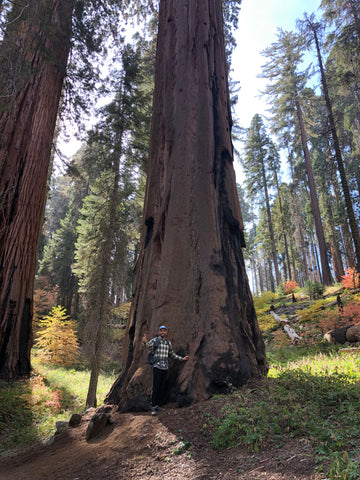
[1,0,359,384]
[38,1,360,316]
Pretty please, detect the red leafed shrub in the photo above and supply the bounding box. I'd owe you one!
[317,311,347,334]
[284,280,299,295]
[342,267,360,290]
[340,300,360,324]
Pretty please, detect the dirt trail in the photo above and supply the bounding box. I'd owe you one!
[0,400,320,480]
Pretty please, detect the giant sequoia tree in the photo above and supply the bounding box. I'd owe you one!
[0,0,75,380]
[106,0,268,410]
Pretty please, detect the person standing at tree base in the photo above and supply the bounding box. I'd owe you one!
[142,326,189,415]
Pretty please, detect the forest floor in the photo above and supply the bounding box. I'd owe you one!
[0,393,323,480]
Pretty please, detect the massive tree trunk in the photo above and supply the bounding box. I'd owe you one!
[0,0,75,380]
[106,0,268,410]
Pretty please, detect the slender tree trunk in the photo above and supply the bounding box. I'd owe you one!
[295,100,332,285]
[106,0,267,410]
[331,175,355,268]
[252,258,258,293]
[261,164,281,287]
[322,192,344,282]
[0,0,75,380]
[292,189,310,281]
[311,236,322,283]
[267,258,275,291]
[274,173,292,280]
[258,255,265,292]
[85,159,120,407]
[311,24,360,270]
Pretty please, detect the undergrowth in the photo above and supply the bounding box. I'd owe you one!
[0,358,116,457]
[210,347,360,479]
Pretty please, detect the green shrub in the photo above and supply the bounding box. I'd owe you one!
[304,279,325,299]
[253,291,278,310]
[327,451,360,480]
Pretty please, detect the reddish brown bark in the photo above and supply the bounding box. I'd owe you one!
[106,0,267,410]
[295,100,333,286]
[0,0,75,380]
[311,24,360,271]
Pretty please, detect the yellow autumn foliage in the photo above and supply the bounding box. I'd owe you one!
[36,306,79,366]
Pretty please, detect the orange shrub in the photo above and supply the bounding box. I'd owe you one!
[271,330,290,347]
[316,311,347,334]
[342,267,360,290]
[340,300,360,324]
[284,280,299,295]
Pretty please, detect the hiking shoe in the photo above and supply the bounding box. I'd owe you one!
[155,406,164,412]
[151,407,157,416]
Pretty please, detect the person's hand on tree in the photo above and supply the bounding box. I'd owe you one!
[142,334,147,344]
[183,355,189,361]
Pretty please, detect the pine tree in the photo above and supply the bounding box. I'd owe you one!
[242,115,281,290]
[298,14,360,271]
[262,29,333,285]
[39,209,78,314]
[73,44,151,407]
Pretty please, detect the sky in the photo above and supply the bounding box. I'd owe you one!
[231,0,322,181]
[60,0,323,169]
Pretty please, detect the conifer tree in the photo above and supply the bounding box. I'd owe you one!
[262,30,332,285]
[73,44,151,407]
[39,209,79,313]
[242,115,281,290]
[298,14,360,271]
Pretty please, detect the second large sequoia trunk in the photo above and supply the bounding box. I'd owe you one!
[106,0,267,410]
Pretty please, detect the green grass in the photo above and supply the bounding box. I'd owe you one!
[210,346,360,479]
[0,357,116,457]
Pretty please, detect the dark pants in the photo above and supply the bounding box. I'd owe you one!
[151,367,167,407]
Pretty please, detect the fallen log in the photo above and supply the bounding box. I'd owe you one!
[339,347,360,354]
[270,312,302,345]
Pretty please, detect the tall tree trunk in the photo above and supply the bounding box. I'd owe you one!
[274,173,292,281]
[261,164,281,288]
[322,191,344,282]
[331,175,355,268]
[295,100,332,285]
[258,256,265,292]
[310,235,322,283]
[106,0,267,410]
[252,258,258,293]
[0,0,75,380]
[291,189,310,281]
[311,23,360,270]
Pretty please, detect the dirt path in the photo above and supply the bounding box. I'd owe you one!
[0,401,321,480]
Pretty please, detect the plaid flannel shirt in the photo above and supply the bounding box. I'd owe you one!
[147,336,183,370]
